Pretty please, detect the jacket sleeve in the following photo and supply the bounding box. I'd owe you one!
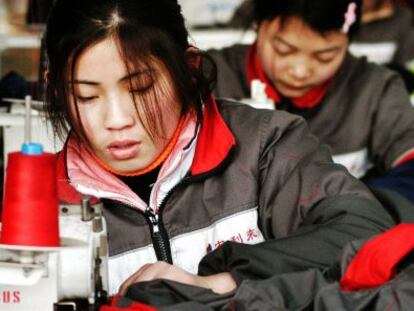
[393,5,414,66]
[369,72,414,171]
[365,70,414,204]
[207,45,250,99]
[198,112,394,284]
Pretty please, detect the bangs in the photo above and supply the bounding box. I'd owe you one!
[114,25,186,140]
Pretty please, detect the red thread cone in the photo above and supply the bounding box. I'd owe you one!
[0,152,59,247]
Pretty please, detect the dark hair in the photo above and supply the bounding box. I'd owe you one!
[254,0,362,37]
[45,0,216,142]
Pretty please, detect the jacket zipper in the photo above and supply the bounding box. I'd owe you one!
[104,174,192,263]
[144,207,171,262]
[149,174,191,262]
[144,164,230,262]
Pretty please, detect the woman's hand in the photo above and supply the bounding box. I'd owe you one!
[119,261,236,295]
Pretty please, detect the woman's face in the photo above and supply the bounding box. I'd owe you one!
[256,17,348,98]
[70,37,182,172]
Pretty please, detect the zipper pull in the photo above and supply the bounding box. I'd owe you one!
[145,207,159,233]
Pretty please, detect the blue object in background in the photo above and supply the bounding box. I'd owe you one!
[366,158,414,205]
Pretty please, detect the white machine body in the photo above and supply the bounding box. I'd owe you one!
[0,200,109,311]
[241,79,275,110]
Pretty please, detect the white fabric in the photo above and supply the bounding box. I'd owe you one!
[332,148,373,178]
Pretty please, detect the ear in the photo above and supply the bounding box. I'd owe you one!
[185,46,201,69]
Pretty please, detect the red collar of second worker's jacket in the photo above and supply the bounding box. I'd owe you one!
[56,96,236,202]
[245,43,331,109]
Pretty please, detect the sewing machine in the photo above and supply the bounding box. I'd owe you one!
[0,197,109,311]
[241,79,274,110]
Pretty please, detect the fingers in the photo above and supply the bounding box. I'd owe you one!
[118,262,211,296]
[119,263,152,295]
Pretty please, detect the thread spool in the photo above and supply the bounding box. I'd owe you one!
[0,146,60,247]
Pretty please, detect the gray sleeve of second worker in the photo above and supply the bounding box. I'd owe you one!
[393,5,414,66]
[370,72,414,169]
[257,111,393,240]
[207,46,250,99]
[198,112,394,284]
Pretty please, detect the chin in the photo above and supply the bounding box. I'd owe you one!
[105,158,145,173]
[115,163,146,173]
[276,83,309,98]
[280,89,308,99]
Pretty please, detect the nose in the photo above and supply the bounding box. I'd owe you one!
[104,92,136,130]
[288,61,312,81]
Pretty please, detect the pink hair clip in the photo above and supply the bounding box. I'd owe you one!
[342,2,357,33]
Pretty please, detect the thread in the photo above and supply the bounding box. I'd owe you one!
[0,151,60,247]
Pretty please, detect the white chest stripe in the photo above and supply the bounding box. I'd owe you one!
[107,207,264,295]
[107,245,158,295]
[332,148,373,178]
[170,207,265,273]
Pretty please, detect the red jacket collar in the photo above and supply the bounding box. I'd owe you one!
[190,96,236,175]
[245,43,331,109]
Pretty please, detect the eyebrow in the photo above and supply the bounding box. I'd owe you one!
[274,36,342,54]
[72,79,99,86]
[72,70,153,85]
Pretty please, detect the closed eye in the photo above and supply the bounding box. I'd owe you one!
[272,42,295,56]
[128,74,156,94]
[129,84,152,94]
[75,95,98,103]
[272,36,296,56]
[315,55,336,63]
[273,46,294,56]
[314,49,340,63]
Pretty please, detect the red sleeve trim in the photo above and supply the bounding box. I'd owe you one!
[392,148,414,167]
[340,224,414,291]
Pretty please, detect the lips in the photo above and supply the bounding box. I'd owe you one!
[107,140,141,160]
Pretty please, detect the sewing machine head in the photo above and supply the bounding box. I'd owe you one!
[0,198,109,311]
